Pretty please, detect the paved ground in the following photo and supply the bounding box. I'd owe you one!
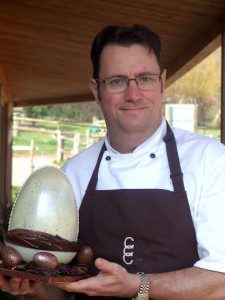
[12,154,57,186]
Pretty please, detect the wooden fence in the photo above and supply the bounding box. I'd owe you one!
[13,117,106,162]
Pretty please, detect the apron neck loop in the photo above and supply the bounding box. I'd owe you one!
[86,143,107,192]
[163,121,185,193]
[86,122,186,193]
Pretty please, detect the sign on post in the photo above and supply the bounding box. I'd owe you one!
[165,104,198,132]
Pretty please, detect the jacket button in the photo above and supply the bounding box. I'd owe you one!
[150,153,156,158]
[106,156,111,161]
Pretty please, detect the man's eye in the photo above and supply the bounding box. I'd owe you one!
[109,78,125,86]
[139,76,154,83]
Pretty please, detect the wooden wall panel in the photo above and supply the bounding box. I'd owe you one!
[0,1,224,106]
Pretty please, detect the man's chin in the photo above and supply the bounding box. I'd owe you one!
[120,124,152,135]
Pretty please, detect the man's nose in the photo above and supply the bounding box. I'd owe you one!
[124,80,142,101]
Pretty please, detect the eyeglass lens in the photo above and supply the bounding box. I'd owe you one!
[105,75,160,92]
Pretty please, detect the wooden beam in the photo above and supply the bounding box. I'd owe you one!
[167,18,223,87]
[0,63,13,229]
[0,94,13,230]
[0,86,3,226]
[14,93,94,107]
[221,19,225,144]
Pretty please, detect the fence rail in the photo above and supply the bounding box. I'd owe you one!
[12,140,35,172]
[13,117,106,162]
[13,116,106,128]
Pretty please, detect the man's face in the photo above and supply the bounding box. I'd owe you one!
[90,44,166,139]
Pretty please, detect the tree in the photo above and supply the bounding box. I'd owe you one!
[24,101,103,123]
[165,48,221,126]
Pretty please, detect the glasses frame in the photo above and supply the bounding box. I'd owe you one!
[95,73,162,93]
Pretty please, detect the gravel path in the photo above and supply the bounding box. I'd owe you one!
[12,155,57,186]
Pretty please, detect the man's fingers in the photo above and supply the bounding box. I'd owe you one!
[20,278,30,291]
[9,277,21,291]
[0,275,40,296]
[30,280,41,291]
[20,279,41,295]
[0,274,6,286]
[0,274,7,290]
[56,281,84,293]
[20,278,39,294]
[95,258,121,275]
[55,276,98,293]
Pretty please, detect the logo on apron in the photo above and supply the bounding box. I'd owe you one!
[123,236,134,265]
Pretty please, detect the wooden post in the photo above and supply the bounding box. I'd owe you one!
[13,118,20,137]
[86,129,90,146]
[0,62,13,229]
[221,20,225,144]
[92,116,97,125]
[0,88,4,226]
[56,128,64,162]
[30,139,35,173]
[0,95,13,229]
[72,133,80,155]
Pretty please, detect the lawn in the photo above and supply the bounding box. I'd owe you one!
[13,123,94,155]
[11,185,21,203]
[196,128,220,139]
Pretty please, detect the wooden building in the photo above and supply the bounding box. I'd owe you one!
[0,1,225,227]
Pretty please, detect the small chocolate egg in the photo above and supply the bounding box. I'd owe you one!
[2,246,22,267]
[33,252,58,270]
[76,246,93,265]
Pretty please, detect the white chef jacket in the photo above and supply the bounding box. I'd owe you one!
[62,118,225,274]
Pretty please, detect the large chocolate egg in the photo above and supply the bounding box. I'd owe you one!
[5,166,79,264]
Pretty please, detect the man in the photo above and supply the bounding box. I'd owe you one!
[1,24,225,299]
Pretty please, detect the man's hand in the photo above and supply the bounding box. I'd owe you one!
[54,258,140,297]
[0,274,41,296]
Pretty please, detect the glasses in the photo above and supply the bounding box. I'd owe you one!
[96,74,161,93]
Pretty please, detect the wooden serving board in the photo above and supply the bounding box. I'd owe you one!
[0,266,88,283]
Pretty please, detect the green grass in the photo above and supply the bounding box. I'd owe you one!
[13,124,92,155]
[53,158,70,168]
[196,128,220,139]
[12,186,21,203]
[13,131,57,154]
[41,123,90,134]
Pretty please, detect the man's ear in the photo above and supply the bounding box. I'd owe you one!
[89,78,100,105]
[161,69,167,95]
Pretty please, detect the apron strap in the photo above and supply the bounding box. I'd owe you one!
[86,143,107,192]
[163,121,185,193]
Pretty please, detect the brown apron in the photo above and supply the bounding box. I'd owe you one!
[77,123,199,299]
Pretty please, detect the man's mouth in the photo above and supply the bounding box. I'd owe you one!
[119,107,147,111]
